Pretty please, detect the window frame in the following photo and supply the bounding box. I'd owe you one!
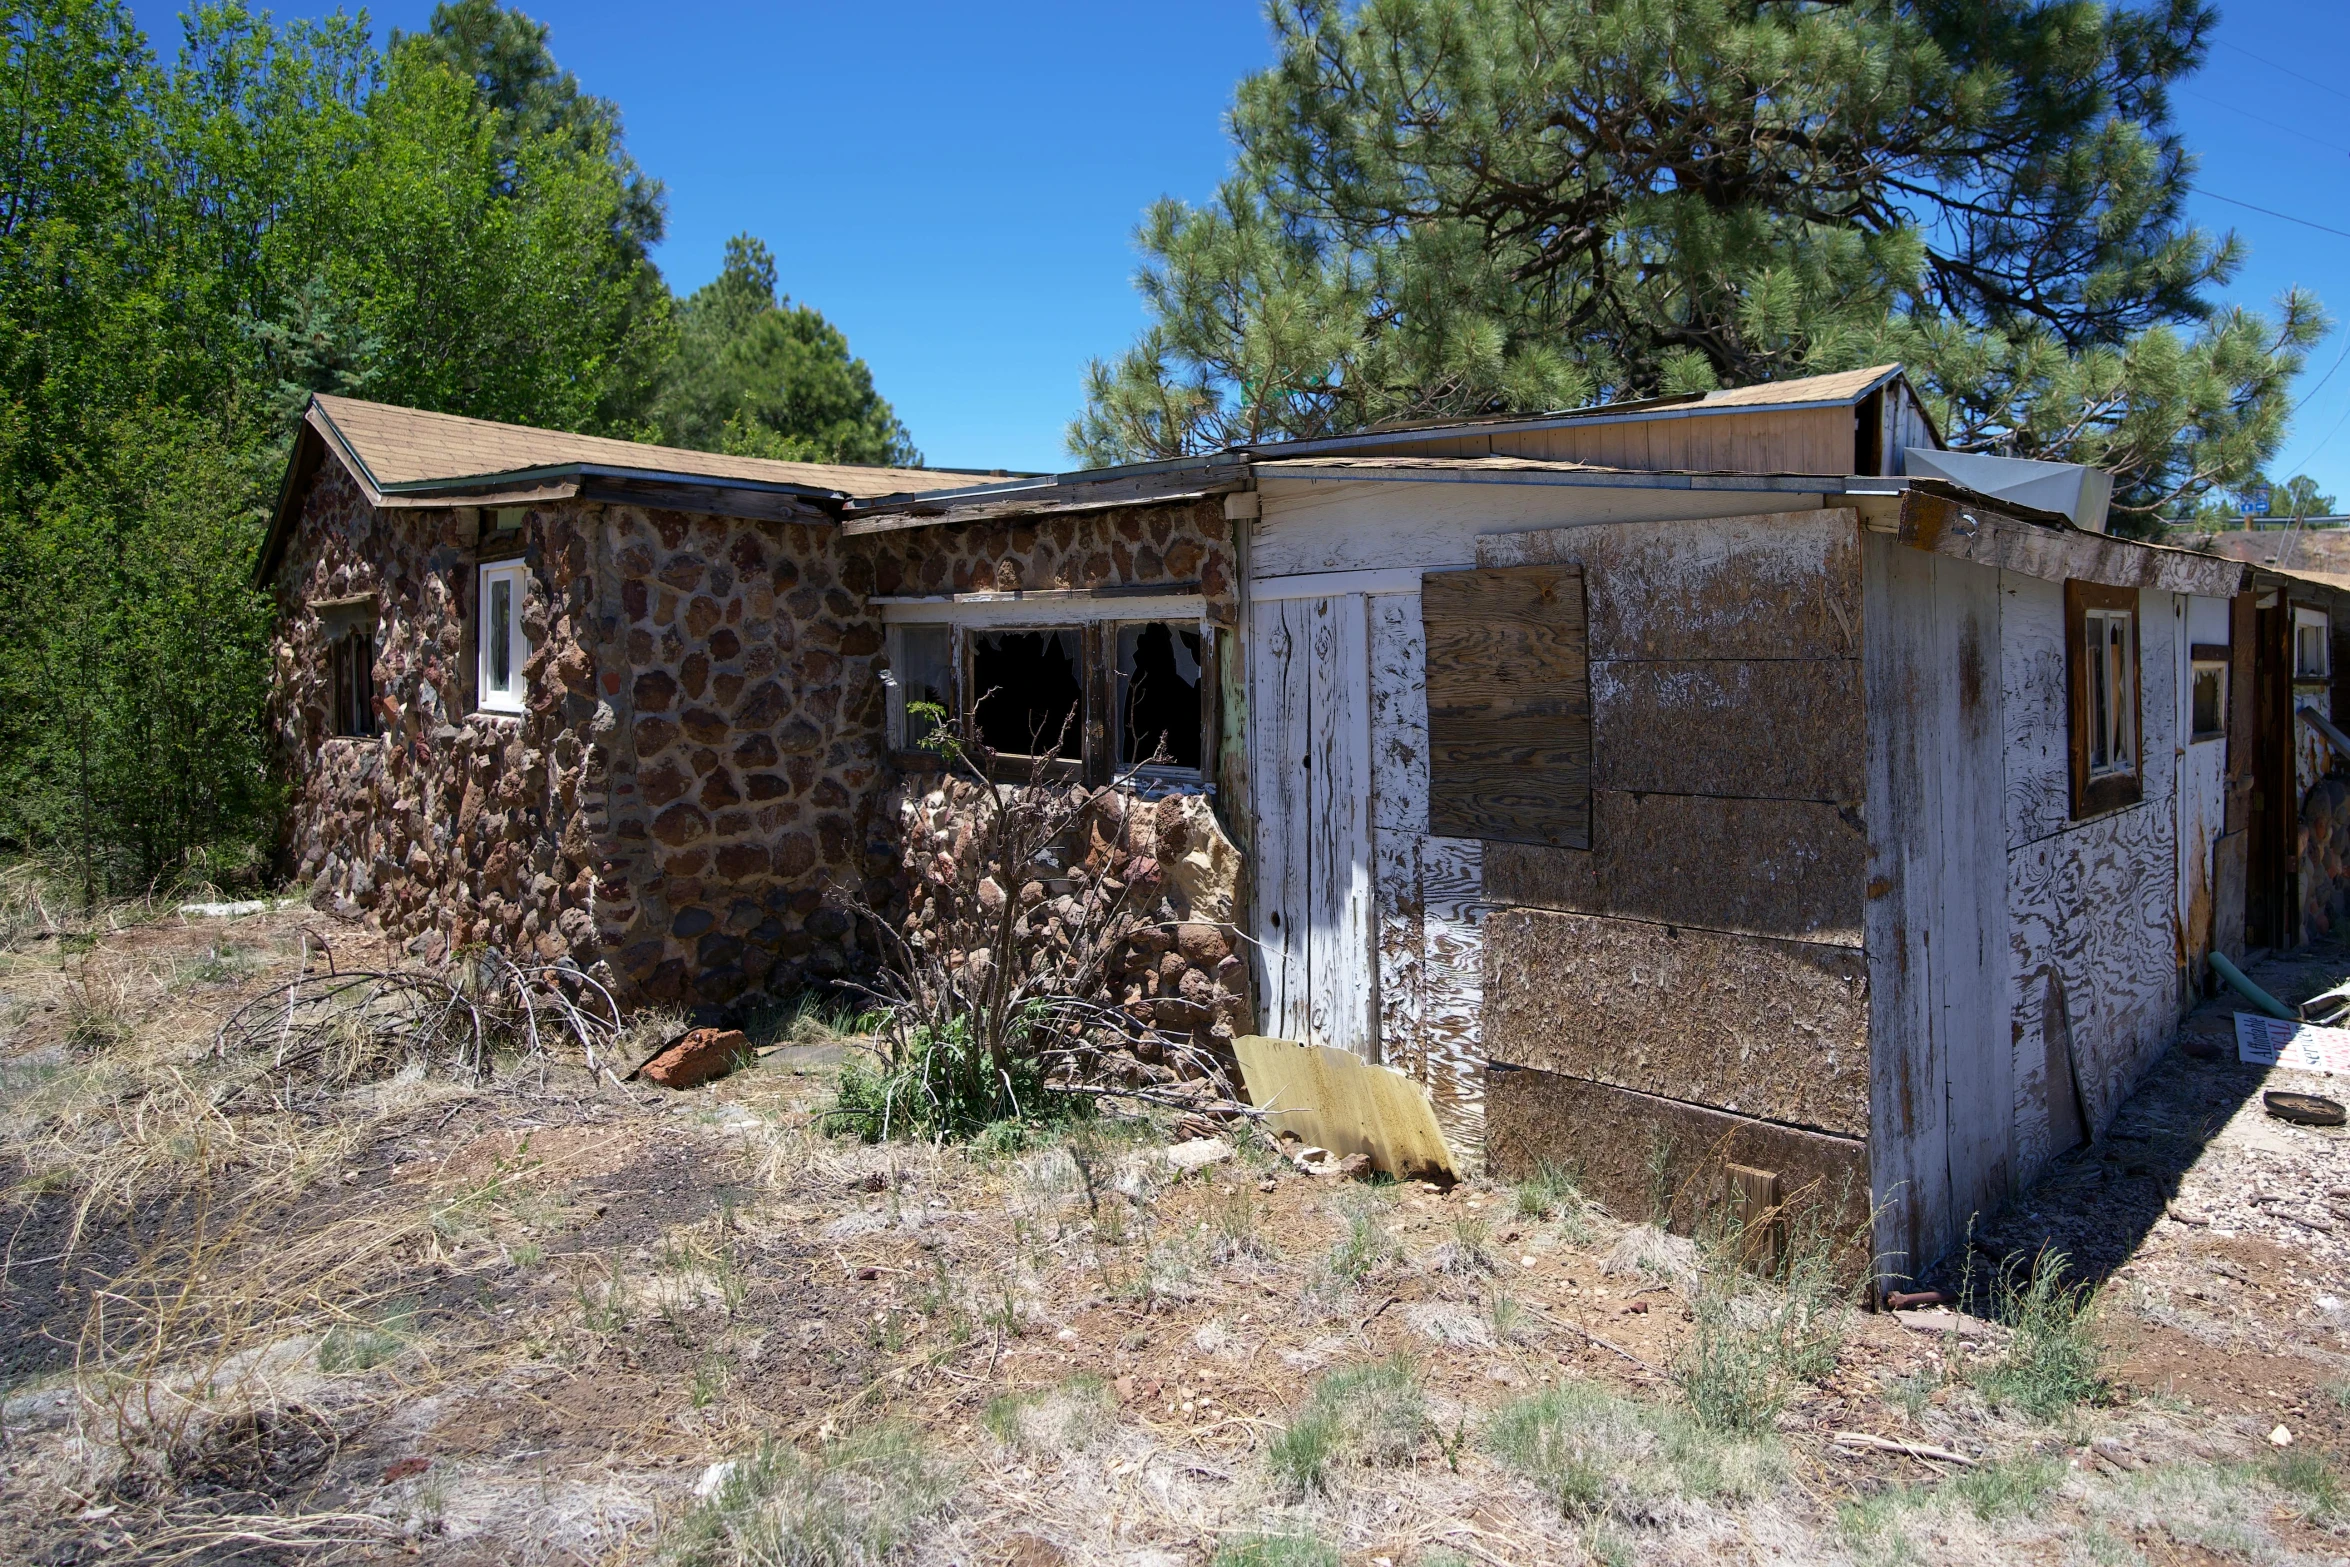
[2188,642,2229,745]
[2293,603,2331,683]
[961,623,1091,773]
[1111,618,1210,782]
[874,593,1215,788]
[475,559,531,716]
[2064,579,2144,818]
[330,627,378,738]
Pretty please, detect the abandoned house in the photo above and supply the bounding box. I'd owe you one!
[264,364,2350,1282]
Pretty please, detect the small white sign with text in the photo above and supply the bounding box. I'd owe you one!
[2235,1012,2350,1077]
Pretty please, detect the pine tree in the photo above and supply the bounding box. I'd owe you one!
[656,234,918,467]
[1073,0,2324,531]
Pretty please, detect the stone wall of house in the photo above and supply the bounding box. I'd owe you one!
[275,472,1253,1033]
[859,498,1253,1074]
[591,506,893,1009]
[858,498,1236,606]
[271,466,608,964]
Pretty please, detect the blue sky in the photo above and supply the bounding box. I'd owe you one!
[138,1,2350,496]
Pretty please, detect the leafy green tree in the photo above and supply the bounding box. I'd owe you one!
[0,0,679,895]
[657,234,918,466]
[1074,0,2324,531]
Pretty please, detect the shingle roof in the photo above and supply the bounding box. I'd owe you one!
[311,395,996,499]
[1688,362,1902,409]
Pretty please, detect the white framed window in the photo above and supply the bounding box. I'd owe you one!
[2083,606,2135,777]
[2190,658,2227,743]
[476,560,530,714]
[2295,605,2330,681]
[885,623,954,748]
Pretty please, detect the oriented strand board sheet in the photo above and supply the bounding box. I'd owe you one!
[1484,908,1871,1137]
[1235,1033,1458,1182]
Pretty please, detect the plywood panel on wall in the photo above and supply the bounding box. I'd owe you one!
[1365,585,1485,1161]
[2003,583,2183,1195]
[1485,908,1870,1136]
[1487,793,1867,944]
[1486,1063,1872,1248]
[1478,508,1862,661]
[1592,659,1864,800]
[1489,408,1853,477]
[1422,565,1591,847]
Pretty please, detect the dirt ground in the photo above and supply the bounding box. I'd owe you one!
[2,906,2347,1566]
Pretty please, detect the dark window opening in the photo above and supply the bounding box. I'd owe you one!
[331,630,377,738]
[970,628,1082,757]
[1117,622,1203,771]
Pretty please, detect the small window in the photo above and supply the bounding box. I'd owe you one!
[476,560,530,715]
[2065,581,2142,816]
[968,628,1082,758]
[888,624,954,748]
[2295,606,2330,681]
[2190,659,2227,743]
[330,629,377,738]
[1115,622,1204,773]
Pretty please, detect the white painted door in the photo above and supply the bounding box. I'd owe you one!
[1248,591,1375,1053]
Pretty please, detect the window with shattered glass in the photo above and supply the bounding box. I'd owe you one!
[968,628,1083,758]
[1116,622,1203,773]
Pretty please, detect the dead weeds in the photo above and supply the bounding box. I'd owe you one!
[1,906,2347,1565]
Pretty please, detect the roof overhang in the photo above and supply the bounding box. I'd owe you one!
[1247,364,1911,459]
[838,455,1253,535]
[256,400,854,585]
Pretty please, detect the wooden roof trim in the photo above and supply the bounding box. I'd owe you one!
[1254,364,1910,458]
[1897,490,2245,598]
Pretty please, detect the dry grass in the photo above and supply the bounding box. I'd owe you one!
[3,904,2347,1567]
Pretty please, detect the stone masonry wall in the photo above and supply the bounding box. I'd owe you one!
[272,464,608,963]
[591,506,892,1008]
[276,468,1254,1035]
[859,499,1252,1076]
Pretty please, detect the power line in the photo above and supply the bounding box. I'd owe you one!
[2216,38,2350,108]
[2187,185,2350,241]
[2178,85,2350,157]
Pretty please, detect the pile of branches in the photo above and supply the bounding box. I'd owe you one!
[214,942,627,1096]
[833,702,1249,1139]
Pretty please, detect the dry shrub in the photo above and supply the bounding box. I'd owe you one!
[827,710,1240,1141]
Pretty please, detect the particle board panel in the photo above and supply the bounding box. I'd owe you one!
[1251,479,1830,578]
[1485,1063,1872,1259]
[1591,658,1863,800]
[1422,835,1486,1163]
[1421,565,1591,847]
[1476,508,1862,661]
[1485,909,1870,1137]
[1485,792,1867,944]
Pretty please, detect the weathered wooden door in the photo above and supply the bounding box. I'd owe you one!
[1247,592,1375,1053]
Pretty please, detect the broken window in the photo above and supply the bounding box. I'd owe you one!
[968,628,1083,758]
[887,624,954,748]
[2191,657,2227,743]
[2296,605,2331,681]
[2065,580,2142,816]
[477,560,530,715]
[1116,622,1204,773]
[330,629,377,738]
